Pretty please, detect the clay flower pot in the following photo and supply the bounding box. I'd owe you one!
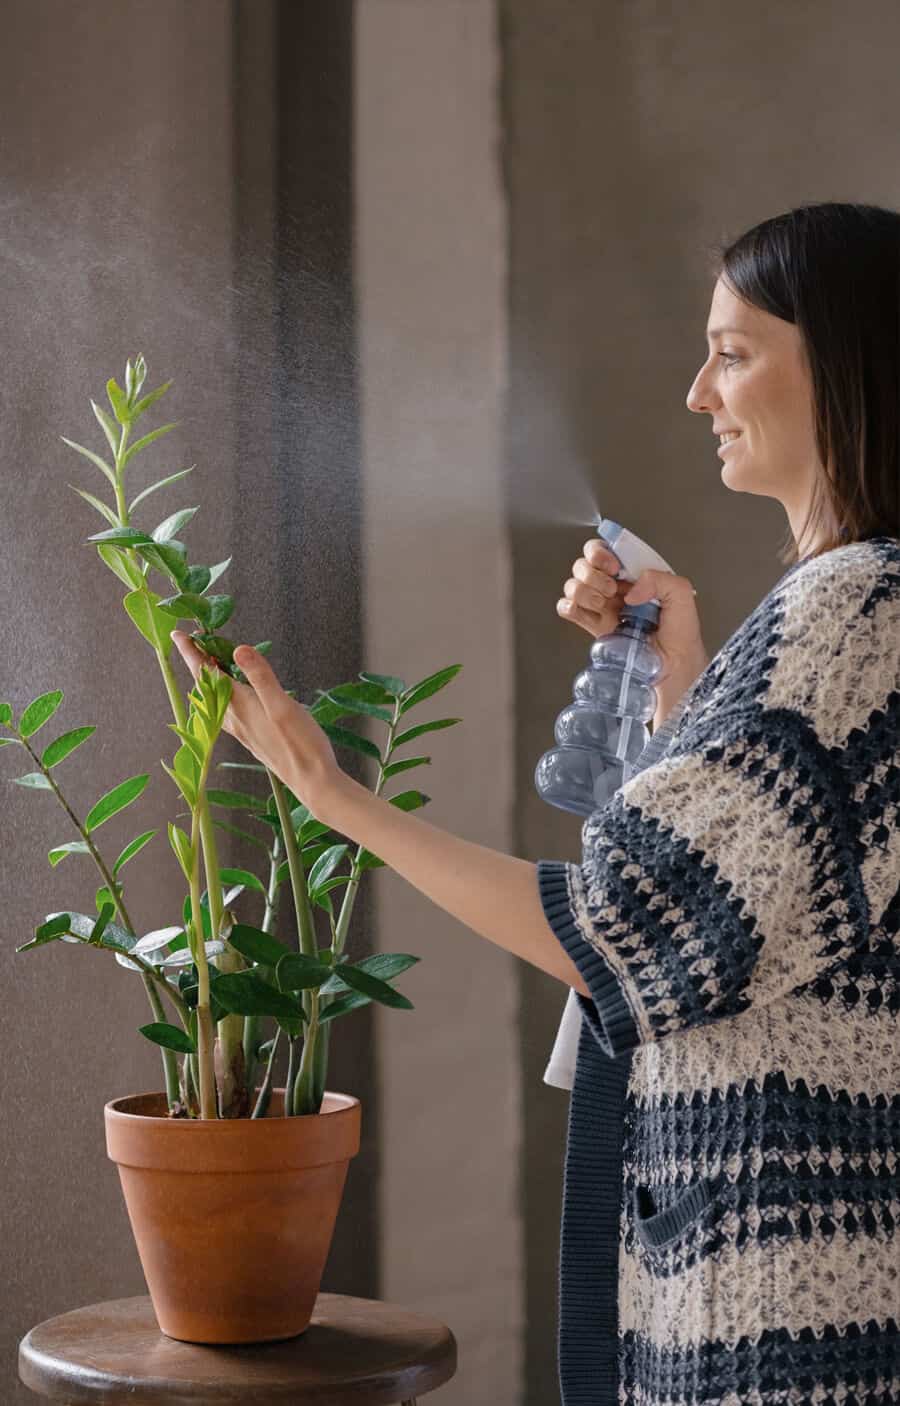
[105,1088,361,1344]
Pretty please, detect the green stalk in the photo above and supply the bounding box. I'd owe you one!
[188,769,217,1119]
[251,1025,281,1119]
[243,829,284,1096]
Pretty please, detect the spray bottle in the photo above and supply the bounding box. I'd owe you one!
[534,516,676,816]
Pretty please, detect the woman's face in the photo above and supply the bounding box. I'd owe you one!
[686,276,824,546]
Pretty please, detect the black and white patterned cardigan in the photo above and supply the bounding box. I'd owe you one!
[536,535,900,1406]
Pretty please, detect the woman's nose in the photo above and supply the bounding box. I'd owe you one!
[685,363,719,415]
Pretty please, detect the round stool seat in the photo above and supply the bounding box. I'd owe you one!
[19,1293,457,1404]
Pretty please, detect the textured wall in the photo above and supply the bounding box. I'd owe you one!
[355,3,520,1403]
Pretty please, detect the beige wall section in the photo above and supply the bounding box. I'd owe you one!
[354,3,520,1403]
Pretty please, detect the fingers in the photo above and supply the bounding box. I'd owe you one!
[557,540,628,637]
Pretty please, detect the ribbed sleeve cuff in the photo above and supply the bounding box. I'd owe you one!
[537,859,640,1060]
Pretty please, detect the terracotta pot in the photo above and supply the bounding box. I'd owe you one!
[104,1088,361,1344]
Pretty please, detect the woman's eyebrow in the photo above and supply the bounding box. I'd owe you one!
[706,325,750,340]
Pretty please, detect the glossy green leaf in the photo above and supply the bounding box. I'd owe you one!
[16,912,71,952]
[68,483,120,528]
[41,726,96,769]
[319,722,381,760]
[307,844,349,894]
[112,829,158,876]
[359,670,406,695]
[106,377,129,424]
[20,690,63,739]
[382,755,430,779]
[182,564,211,594]
[48,839,91,867]
[90,398,120,457]
[11,772,53,790]
[332,962,414,1009]
[218,866,266,895]
[60,436,116,489]
[227,924,293,967]
[317,990,372,1024]
[355,847,386,871]
[398,665,462,714]
[0,738,19,748]
[168,822,194,880]
[206,788,268,813]
[392,717,461,748]
[128,464,195,515]
[320,951,419,995]
[152,506,197,543]
[87,526,155,547]
[206,557,232,589]
[137,539,188,588]
[84,773,149,834]
[130,379,172,421]
[97,543,145,590]
[0,703,12,726]
[161,758,195,808]
[388,789,430,812]
[206,595,234,631]
[138,1022,195,1054]
[121,421,179,470]
[123,590,175,653]
[275,952,333,991]
[213,970,303,1020]
[155,591,212,627]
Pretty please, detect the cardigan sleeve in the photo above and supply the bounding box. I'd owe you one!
[537,700,871,1059]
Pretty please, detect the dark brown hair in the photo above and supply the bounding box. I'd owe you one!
[708,202,900,565]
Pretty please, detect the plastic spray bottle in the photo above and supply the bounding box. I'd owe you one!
[534,516,676,816]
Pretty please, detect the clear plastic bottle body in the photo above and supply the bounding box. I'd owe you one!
[534,613,663,816]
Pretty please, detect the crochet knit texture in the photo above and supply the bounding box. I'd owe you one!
[537,536,900,1406]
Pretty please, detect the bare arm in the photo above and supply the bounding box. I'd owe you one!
[311,770,591,996]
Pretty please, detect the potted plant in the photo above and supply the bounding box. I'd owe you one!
[5,356,462,1343]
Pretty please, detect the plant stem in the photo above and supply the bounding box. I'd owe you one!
[189,777,218,1119]
[250,1025,281,1119]
[243,829,284,1095]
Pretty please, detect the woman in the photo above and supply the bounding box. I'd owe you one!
[172,202,900,1406]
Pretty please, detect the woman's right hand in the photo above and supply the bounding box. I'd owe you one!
[557,538,709,691]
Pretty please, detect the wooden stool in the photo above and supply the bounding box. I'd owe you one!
[18,1292,457,1404]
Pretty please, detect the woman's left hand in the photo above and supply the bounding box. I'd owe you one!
[169,630,340,808]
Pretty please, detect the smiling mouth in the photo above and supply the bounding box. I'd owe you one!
[717,436,741,456]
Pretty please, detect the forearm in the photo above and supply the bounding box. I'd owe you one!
[307,769,590,995]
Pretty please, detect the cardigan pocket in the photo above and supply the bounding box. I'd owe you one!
[632,1174,716,1252]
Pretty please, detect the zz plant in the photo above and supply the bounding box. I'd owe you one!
[5,356,462,1119]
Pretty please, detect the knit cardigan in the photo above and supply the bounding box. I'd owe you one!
[537,536,900,1406]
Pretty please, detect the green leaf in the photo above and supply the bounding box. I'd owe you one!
[41,726,96,769]
[332,962,414,1009]
[11,772,53,790]
[218,866,267,895]
[307,843,349,894]
[356,848,386,871]
[227,924,293,967]
[123,590,177,653]
[128,464,195,515]
[48,839,91,867]
[276,1012,306,1039]
[20,690,63,739]
[398,665,462,714]
[161,758,196,808]
[84,773,149,834]
[121,422,179,470]
[359,670,406,695]
[152,506,197,542]
[0,703,12,726]
[90,398,120,457]
[392,717,462,748]
[206,595,234,631]
[60,436,116,490]
[155,591,212,627]
[0,738,19,748]
[139,1022,196,1054]
[382,755,430,779]
[166,723,205,769]
[112,829,158,876]
[388,789,430,812]
[317,990,372,1024]
[168,822,194,880]
[317,682,394,723]
[130,379,173,421]
[213,970,303,1020]
[87,526,155,548]
[320,951,419,994]
[275,952,333,991]
[182,565,211,594]
[206,557,232,590]
[68,483,120,528]
[106,377,129,425]
[319,722,382,760]
[136,539,188,588]
[206,788,268,813]
[209,816,272,856]
[90,902,116,943]
[16,912,72,952]
[97,543,145,591]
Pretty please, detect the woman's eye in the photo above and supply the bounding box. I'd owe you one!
[718,352,741,367]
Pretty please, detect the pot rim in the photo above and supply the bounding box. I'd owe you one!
[105,1088,359,1125]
